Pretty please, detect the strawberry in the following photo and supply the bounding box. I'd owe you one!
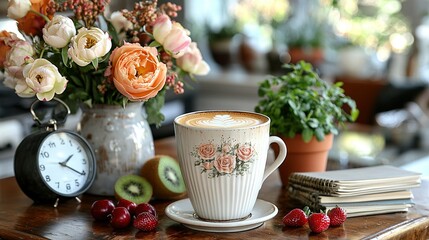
[328,206,347,227]
[308,212,330,233]
[282,207,309,227]
[133,212,158,231]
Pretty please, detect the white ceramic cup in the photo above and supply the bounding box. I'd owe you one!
[174,110,287,221]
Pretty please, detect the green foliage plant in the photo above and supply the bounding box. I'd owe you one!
[255,61,359,142]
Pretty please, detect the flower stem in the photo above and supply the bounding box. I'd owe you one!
[30,10,50,23]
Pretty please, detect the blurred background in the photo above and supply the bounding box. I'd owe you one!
[1,0,429,177]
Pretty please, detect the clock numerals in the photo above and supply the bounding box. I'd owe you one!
[82,158,86,164]
[45,175,51,182]
[40,164,46,171]
[75,179,80,187]
[40,151,50,159]
[77,146,82,153]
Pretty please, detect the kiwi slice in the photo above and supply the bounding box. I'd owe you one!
[114,175,153,204]
[141,155,186,199]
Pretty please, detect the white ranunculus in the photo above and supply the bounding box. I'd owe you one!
[3,40,35,97]
[43,15,76,49]
[23,59,68,101]
[68,27,112,67]
[7,0,31,20]
[110,11,133,33]
[177,42,210,75]
[5,40,34,68]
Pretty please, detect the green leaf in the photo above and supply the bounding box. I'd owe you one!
[91,57,99,70]
[105,17,120,47]
[149,41,161,48]
[302,128,313,142]
[61,47,69,67]
[145,89,166,127]
[255,60,359,141]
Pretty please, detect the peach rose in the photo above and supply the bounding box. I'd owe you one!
[237,144,255,162]
[109,43,167,101]
[17,0,53,37]
[197,143,216,160]
[213,154,236,174]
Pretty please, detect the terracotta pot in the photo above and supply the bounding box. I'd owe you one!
[287,48,324,67]
[273,134,334,187]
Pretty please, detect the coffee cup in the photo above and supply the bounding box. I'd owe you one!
[174,110,287,221]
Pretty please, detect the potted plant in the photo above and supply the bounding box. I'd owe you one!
[255,61,359,186]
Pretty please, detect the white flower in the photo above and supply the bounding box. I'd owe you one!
[68,27,112,67]
[177,42,210,75]
[22,59,68,101]
[109,11,133,34]
[3,40,35,97]
[43,15,76,49]
[5,40,34,69]
[7,0,31,20]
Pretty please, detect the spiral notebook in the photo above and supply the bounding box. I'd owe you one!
[288,165,420,217]
[288,165,421,197]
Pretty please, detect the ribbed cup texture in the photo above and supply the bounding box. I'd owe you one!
[175,124,268,221]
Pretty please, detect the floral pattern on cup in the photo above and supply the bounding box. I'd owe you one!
[191,139,257,178]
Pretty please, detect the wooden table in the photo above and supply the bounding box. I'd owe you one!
[0,137,428,239]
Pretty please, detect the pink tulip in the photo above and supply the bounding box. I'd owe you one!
[177,42,210,75]
[153,14,191,58]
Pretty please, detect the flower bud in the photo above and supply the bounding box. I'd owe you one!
[177,42,210,75]
[7,0,31,20]
[43,15,76,49]
[109,11,133,34]
[153,15,191,58]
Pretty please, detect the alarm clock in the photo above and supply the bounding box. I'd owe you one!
[14,98,96,206]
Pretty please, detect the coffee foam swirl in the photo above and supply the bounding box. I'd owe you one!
[181,114,264,128]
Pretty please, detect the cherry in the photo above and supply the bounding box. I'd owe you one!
[116,199,137,216]
[134,203,157,218]
[110,207,131,229]
[90,199,115,221]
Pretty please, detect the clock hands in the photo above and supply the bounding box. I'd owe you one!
[58,155,85,175]
[59,154,74,165]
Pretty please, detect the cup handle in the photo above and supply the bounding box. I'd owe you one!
[262,136,287,183]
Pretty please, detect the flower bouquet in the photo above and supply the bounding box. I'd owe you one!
[0,0,210,126]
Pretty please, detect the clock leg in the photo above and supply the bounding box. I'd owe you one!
[54,198,60,208]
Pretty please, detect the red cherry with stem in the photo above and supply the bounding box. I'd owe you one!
[116,199,137,216]
[134,203,157,218]
[90,199,115,221]
[110,207,131,229]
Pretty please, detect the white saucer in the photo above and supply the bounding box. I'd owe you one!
[165,198,278,232]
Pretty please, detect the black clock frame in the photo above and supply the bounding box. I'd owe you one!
[14,129,96,203]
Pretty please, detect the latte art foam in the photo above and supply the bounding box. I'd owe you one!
[176,111,268,128]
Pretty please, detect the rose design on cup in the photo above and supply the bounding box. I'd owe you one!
[192,139,257,178]
[213,154,236,174]
[197,143,216,160]
[237,144,254,162]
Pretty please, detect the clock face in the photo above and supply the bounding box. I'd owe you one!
[37,132,95,196]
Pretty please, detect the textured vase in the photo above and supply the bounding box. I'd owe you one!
[79,102,155,196]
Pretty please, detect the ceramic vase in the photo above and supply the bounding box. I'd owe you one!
[78,102,155,196]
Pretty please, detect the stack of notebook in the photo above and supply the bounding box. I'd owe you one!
[287,165,421,217]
